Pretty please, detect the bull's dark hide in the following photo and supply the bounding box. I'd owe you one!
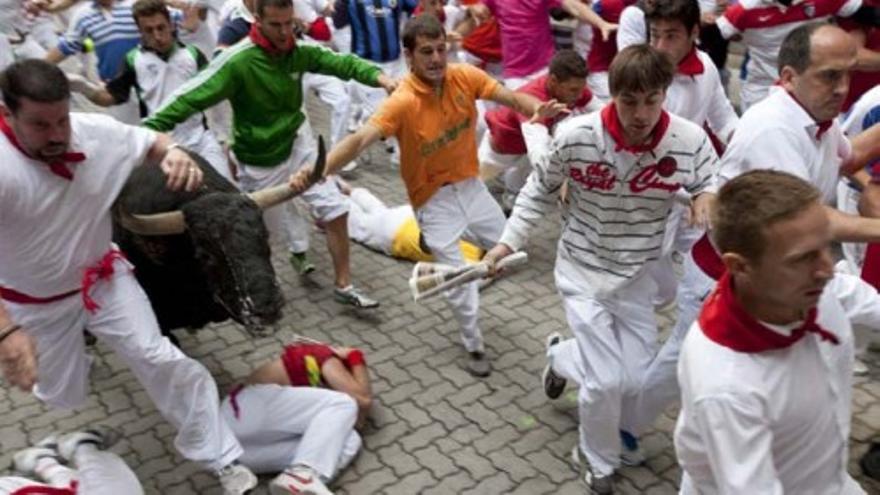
[113,153,283,333]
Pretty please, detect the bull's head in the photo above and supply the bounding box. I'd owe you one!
[116,138,326,335]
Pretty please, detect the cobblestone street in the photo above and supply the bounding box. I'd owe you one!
[1,98,879,495]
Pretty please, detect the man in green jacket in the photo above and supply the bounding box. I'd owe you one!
[145,0,397,308]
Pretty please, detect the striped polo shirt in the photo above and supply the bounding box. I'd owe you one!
[57,0,141,81]
[500,104,717,297]
[347,0,417,63]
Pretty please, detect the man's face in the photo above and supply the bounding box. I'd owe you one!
[612,88,666,144]
[406,34,447,86]
[737,202,834,315]
[547,75,586,106]
[137,13,175,55]
[2,98,71,161]
[649,18,697,66]
[420,0,444,17]
[781,26,857,123]
[257,5,296,50]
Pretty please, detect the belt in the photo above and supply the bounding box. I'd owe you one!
[0,249,128,313]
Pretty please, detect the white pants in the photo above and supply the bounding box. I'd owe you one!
[220,384,361,480]
[631,251,714,434]
[502,67,548,90]
[552,265,659,476]
[478,133,531,200]
[415,178,506,352]
[0,35,12,72]
[346,187,410,255]
[303,73,353,147]
[4,258,242,470]
[0,447,143,495]
[234,131,349,254]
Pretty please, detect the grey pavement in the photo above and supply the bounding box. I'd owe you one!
[1,95,880,495]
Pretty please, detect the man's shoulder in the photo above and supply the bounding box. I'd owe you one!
[555,111,602,144]
[681,323,767,397]
[665,113,710,148]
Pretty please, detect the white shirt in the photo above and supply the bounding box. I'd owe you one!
[616,5,646,51]
[0,34,12,72]
[126,44,208,149]
[666,49,739,144]
[841,84,880,136]
[675,273,875,495]
[716,0,861,91]
[715,86,851,204]
[0,113,156,297]
[501,107,717,296]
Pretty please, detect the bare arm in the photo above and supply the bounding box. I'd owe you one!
[843,123,880,175]
[67,74,118,107]
[322,353,372,428]
[44,46,67,65]
[290,123,385,191]
[490,85,569,123]
[561,0,616,41]
[826,204,880,242]
[0,301,37,391]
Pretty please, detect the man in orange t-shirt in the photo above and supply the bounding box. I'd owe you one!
[291,15,564,377]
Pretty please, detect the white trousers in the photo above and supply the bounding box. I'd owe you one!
[176,126,233,182]
[552,266,659,476]
[303,73,352,147]
[346,187,409,255]
[477,133,531,200]
[234,131,349,254]
[631,251,714,434]
[738,81,770,113]
[4,258,243,471]
[0,447,143,495]
[220,384,361,480]
[416,178,506,352]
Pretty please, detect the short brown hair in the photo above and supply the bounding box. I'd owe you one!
[132,0,170,25]
[549,49,588,81]
[711,170,821,261]
[608,44,674,96]
[0,59,70,113]
[402,14,445,51]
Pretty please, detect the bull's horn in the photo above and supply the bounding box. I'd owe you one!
[248,135,326,210]
[117,210,187,236]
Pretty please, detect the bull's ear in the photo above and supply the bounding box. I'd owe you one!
[309,135,326,184]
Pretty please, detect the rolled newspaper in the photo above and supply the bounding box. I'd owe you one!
[409,252,528,302]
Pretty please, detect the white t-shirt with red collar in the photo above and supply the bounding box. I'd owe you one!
[0,112,156,298]
[714,86,851,203]
[500,104,717,296]
[716,0,861,95]
[666,48,739,145]
[675,272,874,494]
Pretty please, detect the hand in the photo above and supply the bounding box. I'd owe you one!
[599,21,617,42]
[160,147,203,192]
[483,243,514,277]
[700,11,717,24]
[66,73,100,97]
[0,329,37,392]
[377,74,399,95]
[288,166,313,194]
[529,99,569,124]
[689,192,715,229]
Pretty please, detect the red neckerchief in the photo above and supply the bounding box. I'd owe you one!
[601,103,671,153]
[0,113,85,180]
[11,481,77,495]
[248,23,295,55]
[692,233,725,280]
[677,47,704,76]
[700,271,840,353]
[784,89,832,139]
[860,243,880,290]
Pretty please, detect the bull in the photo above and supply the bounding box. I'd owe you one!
[111,138,325,336]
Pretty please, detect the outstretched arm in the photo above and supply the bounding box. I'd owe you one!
[289,123,385,191]
[561,0,617,41]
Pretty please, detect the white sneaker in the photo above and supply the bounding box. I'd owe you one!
[13,440,59,475]
[270,467,334,495]
[619,430,645,466]
[217,462,258,495]
[58,427,120,462]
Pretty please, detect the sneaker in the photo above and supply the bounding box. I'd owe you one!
[290,252,315,275]
[467,351,491,377]
[270,466,333,495]
[58,427,120,462]
[334,285,379,309]
[13,437,60,475]
[217,462,258,495]
[585,468,615,495]
[542,332,566,399]
[619,430,645,466]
